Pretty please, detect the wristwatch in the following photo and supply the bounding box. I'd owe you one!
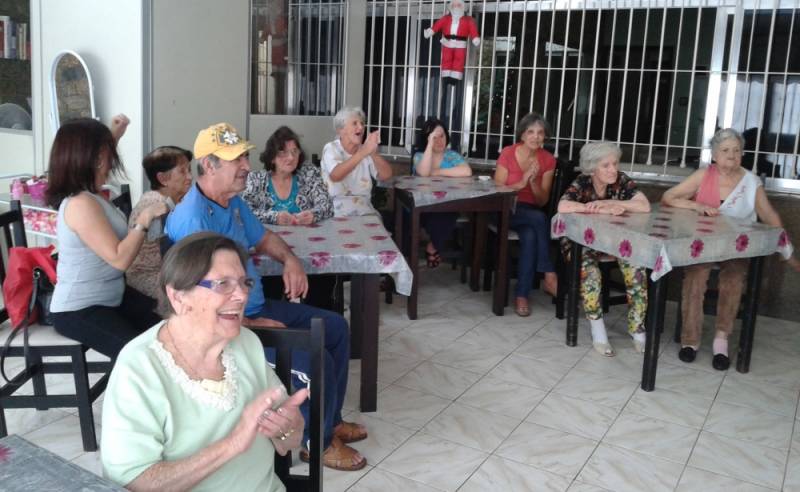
[130,223,148,234]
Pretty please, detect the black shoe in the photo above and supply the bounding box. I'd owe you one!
[678,347,696,363]
[712,353,730,371]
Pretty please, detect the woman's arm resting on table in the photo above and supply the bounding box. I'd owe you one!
[433,162,472,177]
[661,170,708,212]
[600,192,651,212]
[557,198,588,213]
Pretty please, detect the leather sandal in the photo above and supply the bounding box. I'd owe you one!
[300,436,367,471]
[426,249,441,268]
[334,421,368,444]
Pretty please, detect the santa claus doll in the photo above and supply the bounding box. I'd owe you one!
[423,0,480,81]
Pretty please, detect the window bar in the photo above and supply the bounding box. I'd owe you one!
[484,1,501,160]
[315,2,323,114]
[387,1,400,150]
[398,0,413,147]
[287,3,295,113]
[526,1,543,115]
[772,6,795,177]
[498,5,515,152]
[585,5,603,143]
[681,4,704,166]
[327,6,335,115]
[740,0,761,166]
[542,4,558,119]
[722,2,745,128]
[512,1,530,129]
[406,0,426,148]
[553,6,573,157]
[304,4,312,114]
[630,7,652,163]
[616,5,635,147]
[376,0,390,135]
[366,2,378,123]
[339,3,347,113]
[752,2,778,177]
[646,3,669,166]
[568,2,588,161]
[664,5,686,169]
[424,1,437,119]
[600,3,619,140]
[471,0,489,152]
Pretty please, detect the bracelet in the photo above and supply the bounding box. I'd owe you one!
[130,223,148,234]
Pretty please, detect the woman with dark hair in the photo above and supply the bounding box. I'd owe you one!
[102,232,308,491]
[127,146,193,299]
[47,116,166,358]
[242,126,332,225]
[493,112,558,317]
[413,117,472,267]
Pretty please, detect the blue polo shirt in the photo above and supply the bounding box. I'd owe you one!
[166,183,266,316]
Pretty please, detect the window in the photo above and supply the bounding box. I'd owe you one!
[0,0,32,131]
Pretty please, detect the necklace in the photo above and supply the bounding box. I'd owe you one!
[164,321,220,381]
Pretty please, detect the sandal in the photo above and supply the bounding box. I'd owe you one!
[514,297,531,317]
[426,249,442,269]
[300,436,367,471]
[334,421,368,443]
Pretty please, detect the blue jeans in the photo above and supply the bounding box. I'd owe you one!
[255,298,350,449]
[510,203,555,298]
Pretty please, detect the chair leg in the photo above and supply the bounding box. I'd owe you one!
[30,353,49,410]
[0,404,7,438]
[384,275,393,304]
[71,348,98,452]
[674,293,683,344]
[600,265,611,314]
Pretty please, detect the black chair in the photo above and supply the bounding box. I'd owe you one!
[111,184,133,219]
[0,201,112,452]
[251,320,325,492]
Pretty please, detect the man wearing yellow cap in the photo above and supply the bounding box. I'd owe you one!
[165,123,367,471]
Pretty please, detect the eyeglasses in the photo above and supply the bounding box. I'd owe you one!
[276,148,301,159]
[197,276,256,295]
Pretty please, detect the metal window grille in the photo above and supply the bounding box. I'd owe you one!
[251,0,346,116]
[363,0,800,191]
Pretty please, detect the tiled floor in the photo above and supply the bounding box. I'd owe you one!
[3,266,800,491]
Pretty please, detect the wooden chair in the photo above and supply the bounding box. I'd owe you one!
[251,320,325,492]
[0,201,112,452]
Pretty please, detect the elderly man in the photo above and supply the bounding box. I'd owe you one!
[166,122,367,471]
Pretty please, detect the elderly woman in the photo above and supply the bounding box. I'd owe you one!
[662,128,799,370]
[494,113,558,316]
[321,106,393,216]
[46,116,166,359]
[413,117,472,267]
[127,146,193,299]
[557,141,651,356]
[242,126,333,225]
[101,232,308,491]
[242,126,336,309]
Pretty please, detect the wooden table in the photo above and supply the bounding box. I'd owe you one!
[552,204,794,391]
[254,216,411,412]
[0,434,123,491]
[387,176,516,320]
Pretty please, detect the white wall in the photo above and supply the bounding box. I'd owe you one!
[0,130,34,176]
[34,0,146,199]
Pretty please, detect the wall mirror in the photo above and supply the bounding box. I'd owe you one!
[50,50,96,130]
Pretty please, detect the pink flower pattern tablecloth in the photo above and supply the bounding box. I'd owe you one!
[381,176,515,206]
[253,216,412,295]
[551,204,794,281]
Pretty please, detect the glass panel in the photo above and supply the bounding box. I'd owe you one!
[0,0,32,131]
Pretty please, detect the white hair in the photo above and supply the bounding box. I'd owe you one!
[333,107,366,132]
[710,128,744,155]
[579,141,622,174]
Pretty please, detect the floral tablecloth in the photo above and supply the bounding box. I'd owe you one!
[551,204,794,281]
[253,216,412,295]
[380,176,515,207]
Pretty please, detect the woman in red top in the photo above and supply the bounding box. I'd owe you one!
[493,113,558,316]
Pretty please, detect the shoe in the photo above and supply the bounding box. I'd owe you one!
[678,347,696,363]
[514,297,531,317]
[712,353,730,371]
[592,341,616,357]
[333,421,368,444]
[426,249,441,268]
[300,436,367,471]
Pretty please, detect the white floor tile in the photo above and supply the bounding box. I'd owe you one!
[349,467,442,492]
[526,393,619,441]
[603,410,700,464]
[676,466,779,491]
[552,369,638,412]
[422,402,520,452]
[487,354,571,392]
[368,385,451,430]
[23,413,94,462]
[705,399,795,450]
[577,443,684,492]
[457,376,547,420]
[459,455,571,492]
[624,387,714,429]
[496,422,598,479]
[393,361,482,400]
[688,431,788,489]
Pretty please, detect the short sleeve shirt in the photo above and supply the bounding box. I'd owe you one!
[412,149,465,175]
[320,139,378,216]
[166,184,266,316]
[560,172,639,204]
[496,144,556,206]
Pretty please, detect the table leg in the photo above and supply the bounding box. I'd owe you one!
[407,209,421,320]
[737,255,764,373]
[350,273,364,359]
[352,274,379,412]
[470,212,488,291]
[566,242,582,347]
[394,194,404,256]
[641,275,667,392]
[493,196,512,316]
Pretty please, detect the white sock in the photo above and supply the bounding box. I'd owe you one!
[631,332,646,345]
[590,319,608,344]
[713,337,728,356]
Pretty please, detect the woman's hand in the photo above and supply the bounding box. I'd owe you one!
[276,212,294,226]
[786,256,800,273]
[110,114,130,142]
[258,387,309,455]
[138,201,169,228]
[696,204,720,216]
[363,130,381,155]
[294,210,314,225]
[584,201,624,215]
[227,388,288,456]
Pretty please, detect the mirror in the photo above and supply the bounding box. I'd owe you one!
[50,50,96,130]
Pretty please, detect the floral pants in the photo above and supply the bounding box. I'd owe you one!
[580,250,647,334]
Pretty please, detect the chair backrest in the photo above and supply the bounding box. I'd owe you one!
[0,202,29,321]
[112,184,133,220]
[251,320,325,492]
[547,158,578,218]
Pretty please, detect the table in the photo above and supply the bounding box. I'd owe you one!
[551,204,794,391]
[0,434,123,491]
[254,216,411,412]
[386,176,517,320]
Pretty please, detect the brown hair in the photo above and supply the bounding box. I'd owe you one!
[158,232,249,316]
[143,146,192,190]
[45,118,124,208]
[259,126,306,173]
[515,112,551,142]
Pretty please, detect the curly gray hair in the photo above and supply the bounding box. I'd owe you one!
[710,128,744,155]
[579,141,622,174]
[333,107,366,132]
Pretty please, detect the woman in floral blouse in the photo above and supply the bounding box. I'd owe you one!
[557,141,651,356]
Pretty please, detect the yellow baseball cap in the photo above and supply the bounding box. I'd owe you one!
[193,123,255,161]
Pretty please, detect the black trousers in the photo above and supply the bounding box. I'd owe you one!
[52,286,161,359]
[262,274,338,312]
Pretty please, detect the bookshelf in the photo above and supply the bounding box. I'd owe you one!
[0,0,31,131]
